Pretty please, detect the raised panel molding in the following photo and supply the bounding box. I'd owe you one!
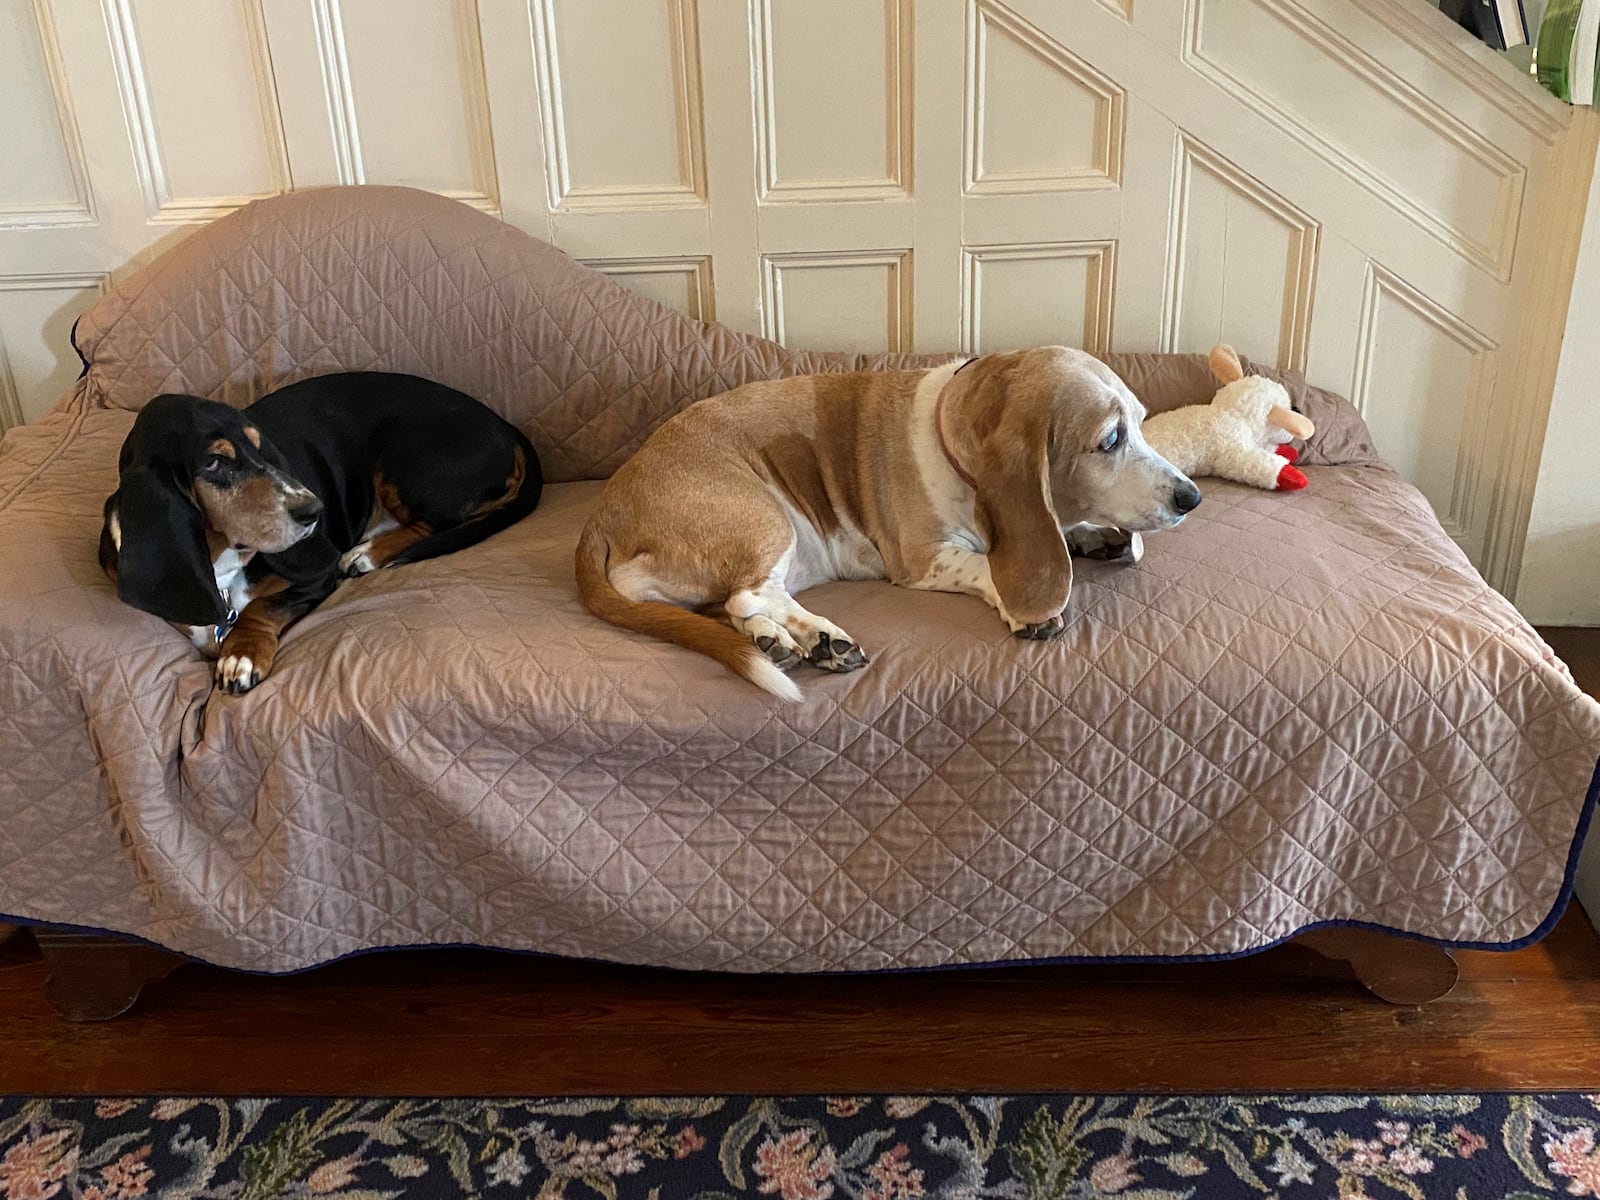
[532,0,706,212]
[442,0,499,213]
[1350,262,1497,544]
[582,256,715,321]
[0,273,110,431]
[1346,0,1566,145]
[310,0,362,184]
[0,0,95,229]
[761,250,912,352]
[960,241,1116,355]
[752,0,913,202]
[1096,0,1133,19]
[1161,132,1319,372]
[102,0,292,222]
[964,0,1126,196]
[314,0,499,213]
[1183,0,1525,282]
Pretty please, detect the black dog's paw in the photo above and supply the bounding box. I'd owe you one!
[338,541,377,577]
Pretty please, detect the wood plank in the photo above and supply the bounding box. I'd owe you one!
[1542,626,1600,693]
[2,906,1599,1094]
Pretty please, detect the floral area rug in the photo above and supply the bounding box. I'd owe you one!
[4,1093,1600,1199]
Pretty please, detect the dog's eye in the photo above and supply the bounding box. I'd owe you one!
[1098,427,1121,453]
[200,457,226,476]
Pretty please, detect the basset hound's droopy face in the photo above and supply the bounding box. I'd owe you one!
[941,346,1200,546]
[99,394,324,627]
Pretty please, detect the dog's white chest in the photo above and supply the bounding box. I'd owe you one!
[212,548,254,613]
[174,551,256,659]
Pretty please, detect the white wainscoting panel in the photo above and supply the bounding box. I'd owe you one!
[961,241,1116,355]
[1351,262,1496,552]
[531,0,705,211]
[332,0,498,211]
[761,250,911,354]
[0,274,107,429]
[102,0,289,221]
[965,0,1124,195]
[1,0,92,226]
[753,0,912,201]
[1184,0,1523,281]
[583,256,715,321]
[1162,133,1319,371]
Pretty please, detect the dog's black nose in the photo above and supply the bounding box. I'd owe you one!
[1173,481,1202,513]
[290,496,324,526]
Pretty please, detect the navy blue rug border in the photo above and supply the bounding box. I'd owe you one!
[13,1089,1557,1108]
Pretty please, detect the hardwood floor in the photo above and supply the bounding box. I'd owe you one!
[1546,626,1600,695]
[2,628,1597,1097]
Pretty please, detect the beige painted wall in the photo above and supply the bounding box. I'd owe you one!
[1517,143,1600,627]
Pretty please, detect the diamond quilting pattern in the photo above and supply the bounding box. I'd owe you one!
[1,440,1596,973]
[0,186,1596,974]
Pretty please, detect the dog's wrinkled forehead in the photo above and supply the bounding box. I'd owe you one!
[121,394,262,472]
[1021,346,1144,427]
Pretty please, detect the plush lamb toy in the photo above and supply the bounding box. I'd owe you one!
[1141,344,1315,491]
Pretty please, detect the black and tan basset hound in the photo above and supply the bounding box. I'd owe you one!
[99,371,542,694]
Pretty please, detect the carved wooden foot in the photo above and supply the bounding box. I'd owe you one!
[1296,928,1459,1004]
[33,929,186,1021]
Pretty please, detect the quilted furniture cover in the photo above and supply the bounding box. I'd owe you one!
[0,186,1596,974]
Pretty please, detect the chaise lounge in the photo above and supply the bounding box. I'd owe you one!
[1,186,1596,1017]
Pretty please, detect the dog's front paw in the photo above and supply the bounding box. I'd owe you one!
[1090,529,1142,564]
[1066,525,1144,564]
[339,541,377,577]
[216,651,263,694]
[1015,614,1066,641]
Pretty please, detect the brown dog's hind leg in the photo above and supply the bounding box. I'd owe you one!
[727,581,869,673]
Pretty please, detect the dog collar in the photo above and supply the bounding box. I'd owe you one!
[214,594,237,644]
[935,375,979,492]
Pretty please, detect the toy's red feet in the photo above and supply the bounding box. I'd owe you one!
[1276,463,1308,490]
[1275,444,1300,464]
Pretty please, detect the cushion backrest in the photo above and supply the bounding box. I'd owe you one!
[70,185,1378,479]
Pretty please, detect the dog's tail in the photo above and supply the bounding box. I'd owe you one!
[574,524,802,703]
[389,440,544,567]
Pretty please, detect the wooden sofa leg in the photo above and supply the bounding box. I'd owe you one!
[33,930,185,1021]
[1296,928,1459,1004]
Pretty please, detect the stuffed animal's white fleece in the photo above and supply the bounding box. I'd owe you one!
[1140,346,1313,492]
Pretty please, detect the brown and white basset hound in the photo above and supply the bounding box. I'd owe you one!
[100,371,541,693]
[576,346,1200,700]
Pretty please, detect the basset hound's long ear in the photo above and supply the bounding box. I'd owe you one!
[942,355,1072,625]
[109,467,227,627]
